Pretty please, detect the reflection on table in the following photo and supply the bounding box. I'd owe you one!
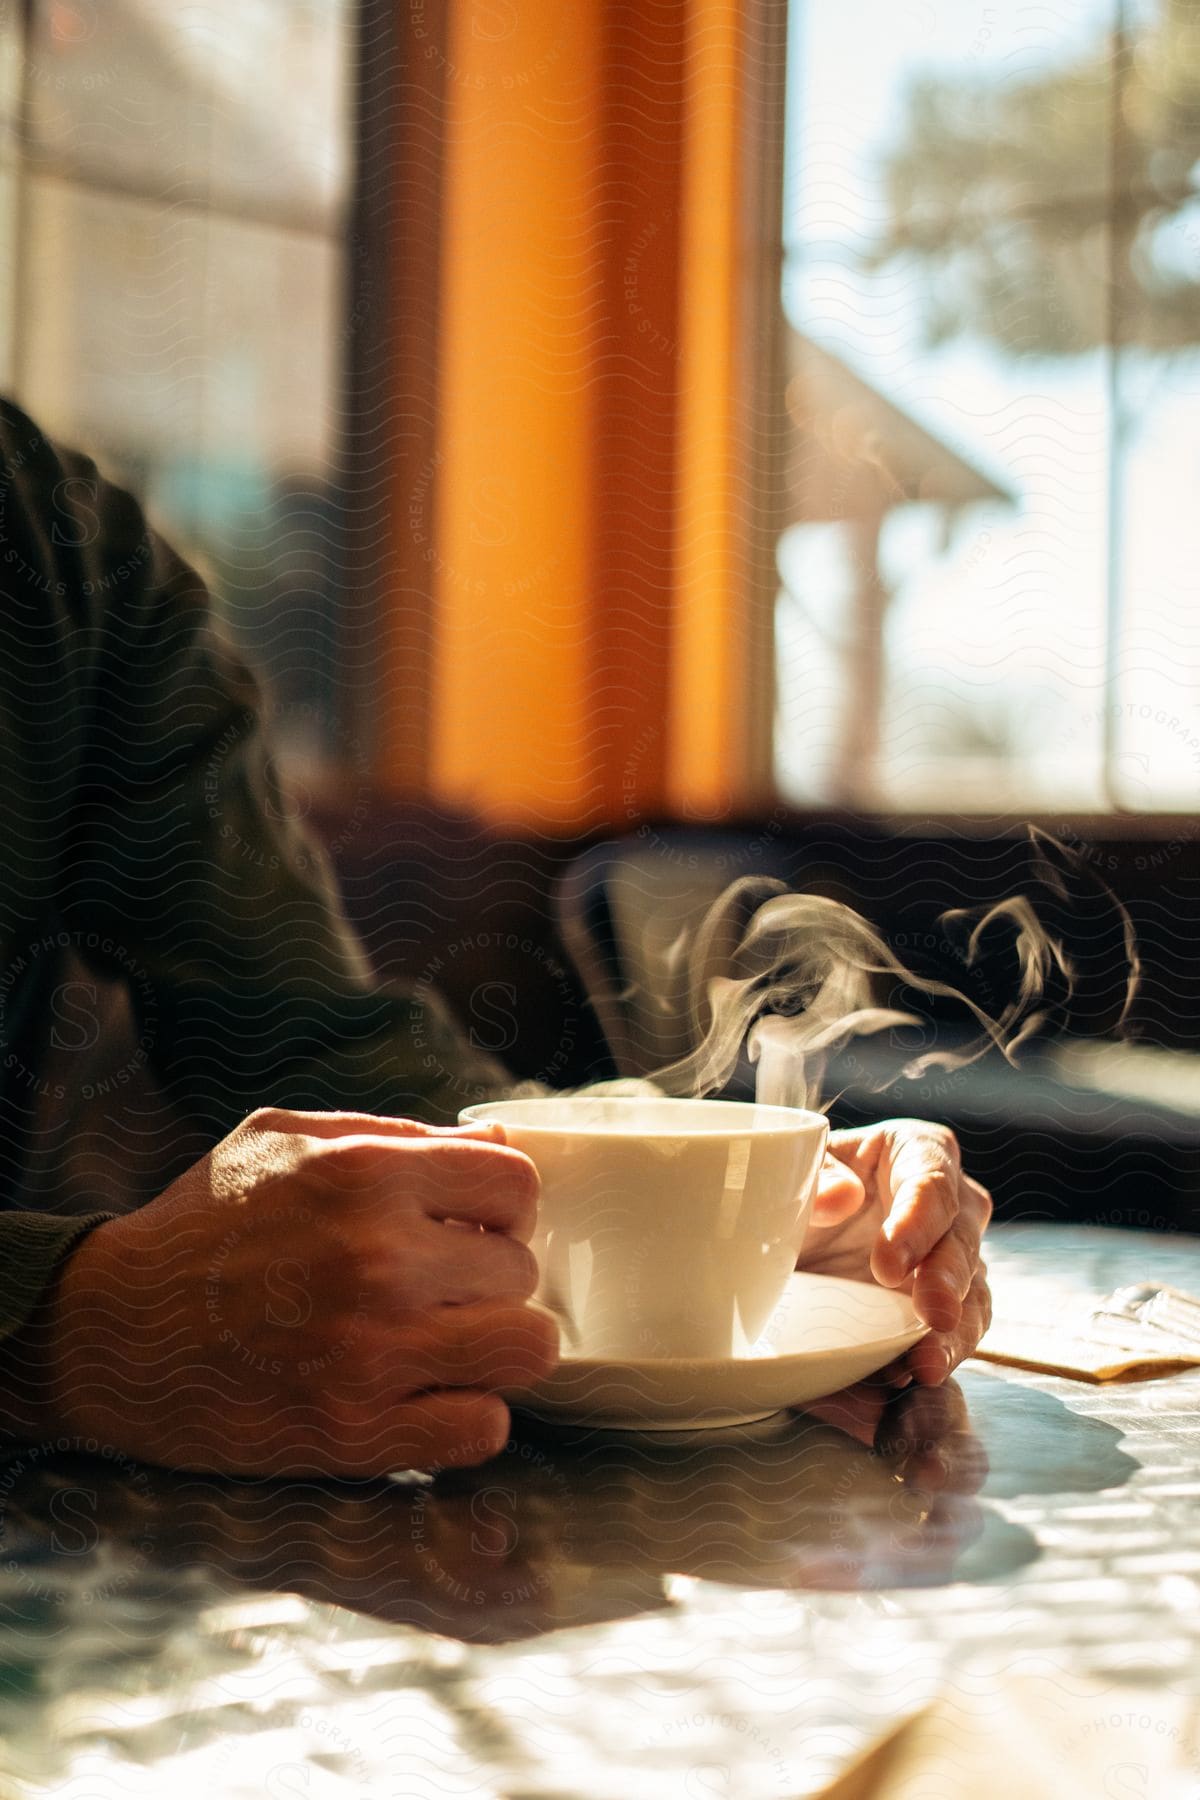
[0,1225,1196,1800]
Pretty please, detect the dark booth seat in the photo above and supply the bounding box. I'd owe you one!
[322,806,1200,1234]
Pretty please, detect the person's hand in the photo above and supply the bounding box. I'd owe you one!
[23,1108,558,1477]
[795,1118,992,1445]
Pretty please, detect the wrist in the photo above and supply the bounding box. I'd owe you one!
[0,1217,120,1443]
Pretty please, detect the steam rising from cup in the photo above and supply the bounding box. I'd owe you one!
[578,828,1140,1114]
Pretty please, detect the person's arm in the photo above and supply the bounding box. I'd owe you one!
[1,397,509,1158]
[59,451,507,1138]
[0,397,508,1390]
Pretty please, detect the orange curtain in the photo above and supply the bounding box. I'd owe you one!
[377,0,771,830]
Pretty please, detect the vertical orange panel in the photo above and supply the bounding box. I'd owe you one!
[430,1,601,826]
[585,1,686,825]
[668,0,748,817]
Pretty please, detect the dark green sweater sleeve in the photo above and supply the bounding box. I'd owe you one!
[0,1212,116,1342]
[0,399,512,1340]
[54,440,511,1136]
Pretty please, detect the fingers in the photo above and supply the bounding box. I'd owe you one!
[803,1374,989,1498]
[412,1140,540,1239]
[809,1158,867,1228]
[356,1216,540,1309]
[392,1300,560,1394]
[824,1122,972,1287]
[873,1379,989,1494]
[379,1389,513,1474]
[908,1178,991,1332]
[869,1122,962,1286]
[831,1119,992,1381]
[797,1375,899,1448]
[253,1304,558,1476]
[245,1106,508,1145]
[264,1389,515,1479]
[404,1223,540,1306]
[895,1264,993,1388]
[305,1134,540,1241]
[874,1375,968,1449]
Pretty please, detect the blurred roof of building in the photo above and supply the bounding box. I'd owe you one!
[785,332,1017,520]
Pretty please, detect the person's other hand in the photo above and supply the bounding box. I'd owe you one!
[795,1118,992,1441]
[33,1108,558,1477]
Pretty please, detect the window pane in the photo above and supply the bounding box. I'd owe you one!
[27,0,351,225]
[190,215,344,739]
[777,0,1141,811]
[1107,0,1200,809]
[1110,335,1200,809]
[19,175,207,457]
[19,177,344,744]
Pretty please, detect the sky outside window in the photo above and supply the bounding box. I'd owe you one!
[775,0,1200,812]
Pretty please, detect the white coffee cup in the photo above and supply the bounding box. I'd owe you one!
[458,1096,829,1361]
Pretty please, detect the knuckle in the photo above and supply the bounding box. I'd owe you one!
[466,1140,537,1191]
[421,1138,498,1190]
[479,1234,538,1294]
[243,1104,297,1135]
[895,1118,956,1150]
[913,1167,959,1220]
[524,1305,560,1368]
[300,1233,386,1315]
[309,1137,388,1190]
[948,1237,974,1283]
[440,1143,539,1229]
[509,1146,541,1199]
[484,1144,540,1205]
[510,1240,540,1295]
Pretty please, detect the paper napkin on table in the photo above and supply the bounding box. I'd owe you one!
[817,1678,1200,1799]
[973,1281,1200,1382]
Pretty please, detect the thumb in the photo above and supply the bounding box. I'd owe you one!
[809,1158,867,1227]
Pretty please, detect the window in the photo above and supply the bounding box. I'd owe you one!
[0,0,354,770]
[775,0,1200,813]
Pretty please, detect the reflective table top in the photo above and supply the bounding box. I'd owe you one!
[2,1224,1199,1797]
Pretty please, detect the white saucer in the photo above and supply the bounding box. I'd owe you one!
[505,1272,927,1430]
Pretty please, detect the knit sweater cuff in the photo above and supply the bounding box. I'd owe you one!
[0,1212,118,1343]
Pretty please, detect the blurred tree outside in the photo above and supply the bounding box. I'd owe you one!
[868,0,1200,356]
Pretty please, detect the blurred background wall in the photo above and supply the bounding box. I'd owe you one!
[2,0,1197,1217]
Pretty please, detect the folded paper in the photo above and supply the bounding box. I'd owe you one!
[818,1678,1200,1799]
[973,1281,1200,1382]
